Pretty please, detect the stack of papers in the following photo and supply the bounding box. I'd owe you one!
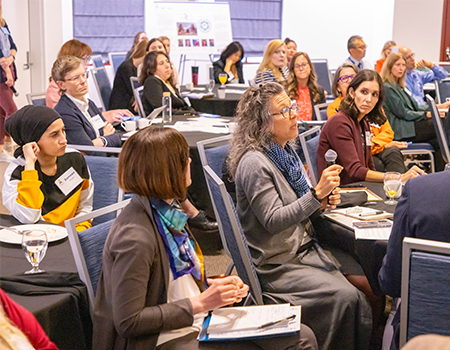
[181,92,214,99]
[167,118,230,134]
[198,304,300,341]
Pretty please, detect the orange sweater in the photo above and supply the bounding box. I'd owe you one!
[375,59,384,74]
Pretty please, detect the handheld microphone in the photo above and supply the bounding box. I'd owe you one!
[10,86,19,97]
[325,149,337,167]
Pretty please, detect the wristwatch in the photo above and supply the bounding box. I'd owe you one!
[100,136,108,147]
[310,187,321,201]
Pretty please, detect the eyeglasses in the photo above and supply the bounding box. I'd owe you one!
[405,53,415,60]
[355,45,367,50]
[65,71,89,84]
[339,74,356,83]
[271,102,299,119]
[294,63,309,71]
[82,55,91,63]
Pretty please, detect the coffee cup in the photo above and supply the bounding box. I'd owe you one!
[138,118,150,129]
[121,120,136,132]
[185,82,194,91]
[218,87,226,99]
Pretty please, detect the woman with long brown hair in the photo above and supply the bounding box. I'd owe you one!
[285,52,325,121]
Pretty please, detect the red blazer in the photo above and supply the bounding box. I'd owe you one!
[317,111,375,185]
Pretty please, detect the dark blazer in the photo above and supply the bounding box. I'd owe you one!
[54,94,121,147]
[109,58,137,112]
[93,195,194,350]
[142,76,189,116]
[310,85,326,121]
[378,171,450,350]
[213,59,244,84]
[317,111,375,185]
[383,81,428,140]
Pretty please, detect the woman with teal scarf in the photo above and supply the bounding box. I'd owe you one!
[93,126,318,350]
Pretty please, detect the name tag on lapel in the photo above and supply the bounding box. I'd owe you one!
[91,115,106,130]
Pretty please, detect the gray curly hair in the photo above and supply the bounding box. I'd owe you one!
[227,82,285,178]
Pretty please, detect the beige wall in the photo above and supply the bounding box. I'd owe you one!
[393,0,444,62]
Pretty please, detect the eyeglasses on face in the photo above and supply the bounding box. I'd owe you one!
[65,71,89,83]
[355,45,367,50]
[82,55,91,63]
[339,74,356,83]
[271,102,299,119]
[405,53,415,60]
[294,63,309,71]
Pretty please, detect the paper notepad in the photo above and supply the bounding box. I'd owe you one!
[198,304,301,341]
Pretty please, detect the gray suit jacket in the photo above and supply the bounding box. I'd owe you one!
[93,195,194,350]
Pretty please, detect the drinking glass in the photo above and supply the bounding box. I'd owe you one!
[383,172,402,205]
[218,73,227,87]
[22,229,48,274]
[207,79,215,93]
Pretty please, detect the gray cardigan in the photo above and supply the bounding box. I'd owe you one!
[235,151,321,268]
[93,195,195,350]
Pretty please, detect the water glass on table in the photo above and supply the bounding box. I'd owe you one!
[22,229,48,274]
[207,79,215,93]
[383,172,402,205]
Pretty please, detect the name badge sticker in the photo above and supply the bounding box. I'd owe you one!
[55,167,83,196]
[91,115,106,130]
[365,131,372,147]
[1,27,10,35]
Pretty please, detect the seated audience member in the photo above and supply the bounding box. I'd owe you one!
[0,288,59,349]
[140,51,195,116]
[126,31,147,60]
[317,69,423,185]
[52,56,122,148]
[3,105,92,230]
[93,126,318,350]
[136,37,167,79]
[109,38,148,112]
[46,39,92,109]
[328,64,407,173]
[285,52,326,121]
[379,171,450,350]
[381,52,445,170]
[255,39,289,85]
[400,46,449,106]
[284,37,297,66]
[343,35,372,70]
[213,41,245,84]
[159,35,180,88]
[227,82,372,350]
[375,40,396,73]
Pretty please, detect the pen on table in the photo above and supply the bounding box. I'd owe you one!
[359,211,384,217]
[259,314,296,329]
[212,124,228,128]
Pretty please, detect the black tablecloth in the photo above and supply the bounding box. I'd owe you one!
[183,85,244,117]
[0,214,92,350]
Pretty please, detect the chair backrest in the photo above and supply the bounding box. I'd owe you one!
[426,94,450,163]
[248,78,256,87]
[84,155,124,224]
[311,59,332,95]
[26,93,46,106]
[65,199,131,315]
[435,78,450,104]
[313,102,329,121]
[108,52,127,74]
[400,237,450,347]
[131,80,145,118]
[92,67,112,111]
[203,165,264,305]
[298,126,321,186]
[91,55,104,68]
[130,76,141,90]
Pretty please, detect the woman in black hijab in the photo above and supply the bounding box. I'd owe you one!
[2,105,93,230]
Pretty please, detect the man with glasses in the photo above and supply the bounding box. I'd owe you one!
[343,35,373,70]
[399,46,449,106]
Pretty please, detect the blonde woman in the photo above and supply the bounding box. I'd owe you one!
[375,40,396,73]
[254,39,288,85]
[285,52,325,121]
[109,38,149,112]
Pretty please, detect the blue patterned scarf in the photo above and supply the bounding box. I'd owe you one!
[149,198,205,283]
[263,141,311,198]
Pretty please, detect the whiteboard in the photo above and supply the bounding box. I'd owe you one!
[148,1,233,56]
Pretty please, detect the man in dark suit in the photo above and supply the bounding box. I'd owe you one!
[52,55,129,148]
[379,171,450,350]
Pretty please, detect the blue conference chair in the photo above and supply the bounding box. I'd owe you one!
[65,199,131,315]
[426,94,450,163]
[92,67,112,111]
[434,78,450,104]
[26,93,46,106]
[204,165,264,305]
[400,237,450,347]
[108,52,127,74]
[311,59,332,95]
[313,102,330,121]
[298,126,321,186]
[91,55,104,68]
